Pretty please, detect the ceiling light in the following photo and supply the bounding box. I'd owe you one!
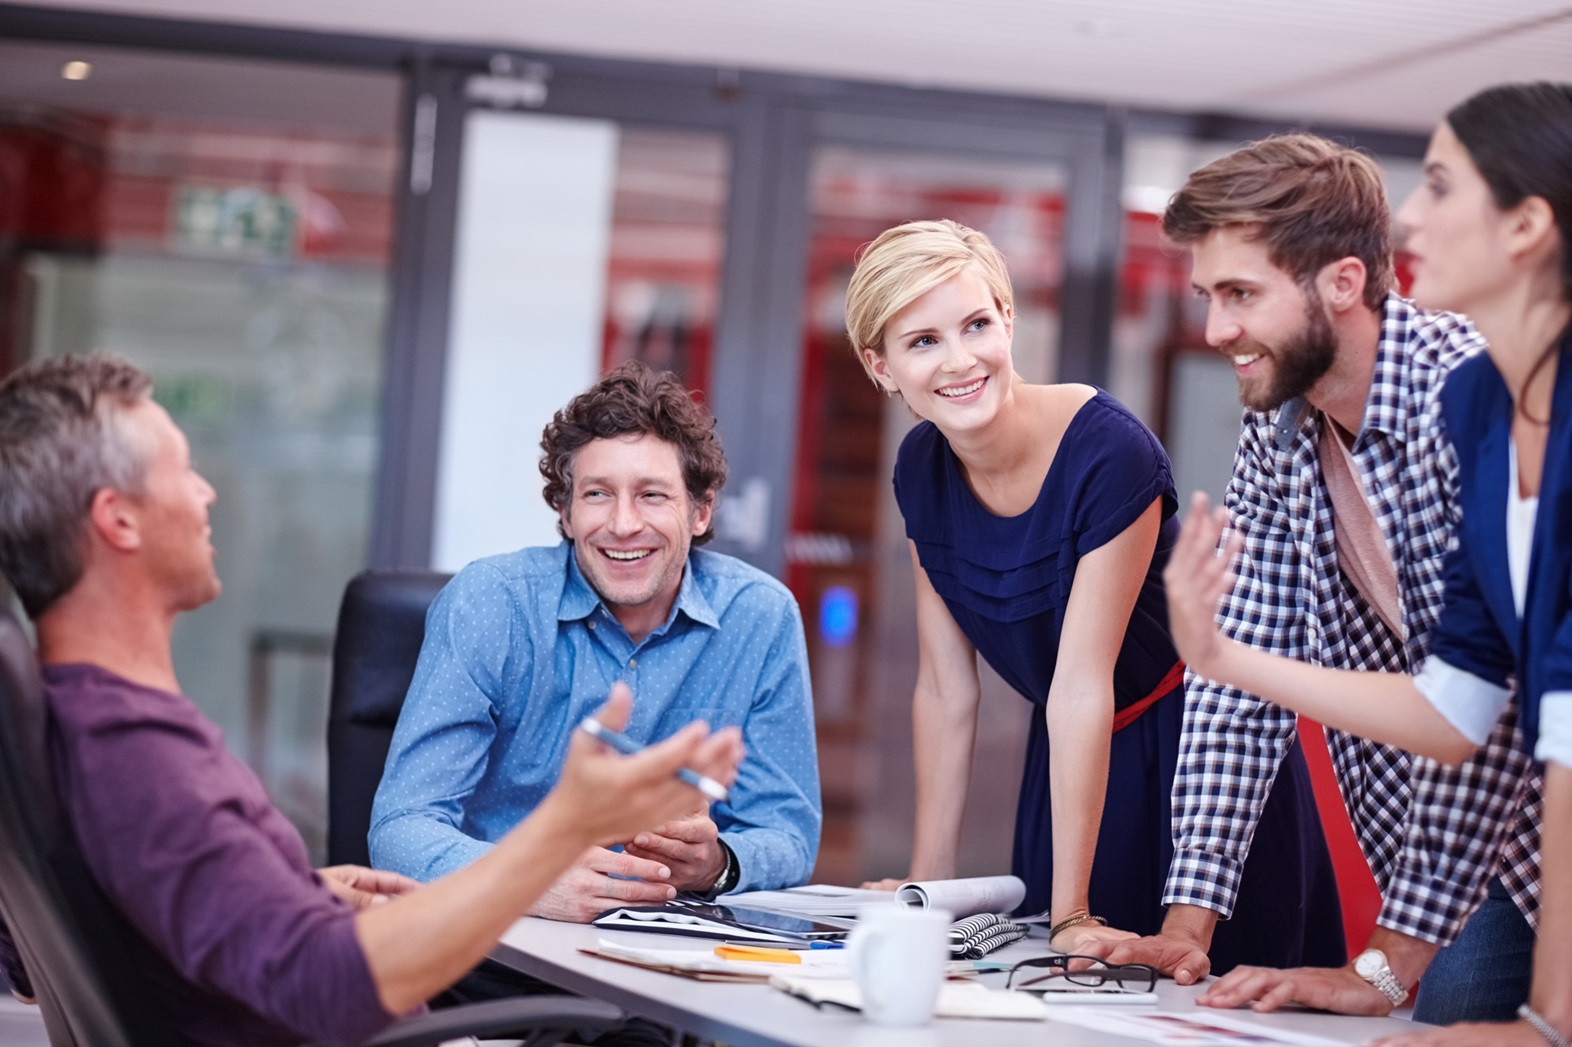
[61,61,92,81]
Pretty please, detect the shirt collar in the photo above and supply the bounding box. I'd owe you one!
[1271,294,1415,453]
[1355,294,1417,444]
[556,544,721,633]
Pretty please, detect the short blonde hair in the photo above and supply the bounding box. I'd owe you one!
[844,220,1014,381]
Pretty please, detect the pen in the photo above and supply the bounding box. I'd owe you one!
[578,717,730,802]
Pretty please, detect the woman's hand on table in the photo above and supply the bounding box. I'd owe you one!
[1053,922,1137,955]
[859,878,903,890]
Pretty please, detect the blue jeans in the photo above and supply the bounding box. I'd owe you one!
[1413,877,1535,1025]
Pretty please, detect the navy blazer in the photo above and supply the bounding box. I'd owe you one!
[1429,331,1572,754]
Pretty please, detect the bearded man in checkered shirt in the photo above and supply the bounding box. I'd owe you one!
[1084,134,1542,1026]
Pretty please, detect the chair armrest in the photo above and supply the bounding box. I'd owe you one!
[354,996,624,1047]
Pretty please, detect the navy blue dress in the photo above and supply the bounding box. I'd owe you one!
[894,391,1344,972]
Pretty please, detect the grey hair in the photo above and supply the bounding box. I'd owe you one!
[0,355,154,617]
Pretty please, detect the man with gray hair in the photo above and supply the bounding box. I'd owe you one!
[0,353,740,1045]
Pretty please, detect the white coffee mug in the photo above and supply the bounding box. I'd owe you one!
[847,905,951,1026]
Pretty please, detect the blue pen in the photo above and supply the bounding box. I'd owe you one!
[578,717,730,802]
[809,940,845,950]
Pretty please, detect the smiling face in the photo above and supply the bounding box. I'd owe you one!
[122,399,221,612]
[1396,122,1520,317]
[560,433,712,641]
[1189,226,1339,413]
[862,267,1015,432]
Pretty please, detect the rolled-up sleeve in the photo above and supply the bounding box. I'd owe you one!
[1165,423,1301,918]
[1413,656,1513,746]
[1538,693,1572,767]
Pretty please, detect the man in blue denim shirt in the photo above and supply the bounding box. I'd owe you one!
[371,363,821,921]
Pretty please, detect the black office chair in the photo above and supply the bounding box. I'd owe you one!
[327,569,451,868]
[0,610,621,1047]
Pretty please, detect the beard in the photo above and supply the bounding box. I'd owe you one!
[1235,289,1338,413]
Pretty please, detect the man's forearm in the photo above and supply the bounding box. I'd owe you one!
[1162,903,1220,949]
[1361,926,1439,991]
[356,794,589,1014]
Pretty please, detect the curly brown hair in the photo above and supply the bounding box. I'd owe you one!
[539,362,727,544]
[1162,133,1394,311]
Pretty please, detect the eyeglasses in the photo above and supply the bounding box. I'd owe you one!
[1005,954,1158,993]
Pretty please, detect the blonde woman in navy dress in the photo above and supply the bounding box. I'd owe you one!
[848,219,1343,969]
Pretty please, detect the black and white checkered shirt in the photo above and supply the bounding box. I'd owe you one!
[1164,295,1543,945]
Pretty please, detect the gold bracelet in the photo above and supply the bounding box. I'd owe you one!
[1049,909,1107,940]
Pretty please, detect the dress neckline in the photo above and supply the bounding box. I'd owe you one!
[942,389,1104,521]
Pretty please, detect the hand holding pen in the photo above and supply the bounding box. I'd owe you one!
[550,682,744,849]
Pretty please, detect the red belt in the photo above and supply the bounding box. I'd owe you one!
[1111,659,1186,733]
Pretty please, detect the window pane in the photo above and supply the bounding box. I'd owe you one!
[0,42,399,859]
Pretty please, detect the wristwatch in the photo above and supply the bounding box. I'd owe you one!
[1353,948,1409,1006]
[700,840,738,900]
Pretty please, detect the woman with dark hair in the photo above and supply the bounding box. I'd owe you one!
[1166,82,1572,1046]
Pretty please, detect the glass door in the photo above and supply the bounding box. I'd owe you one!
[0,40,402,857]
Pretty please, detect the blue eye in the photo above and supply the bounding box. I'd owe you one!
[968,318,989,332]
[910,335,936,349]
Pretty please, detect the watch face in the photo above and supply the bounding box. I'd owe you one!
[1354,950,1383,977]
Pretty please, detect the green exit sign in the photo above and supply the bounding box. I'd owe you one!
[171,185,297,259]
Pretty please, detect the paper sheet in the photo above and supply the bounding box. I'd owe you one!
[1046,1009,1348,1045]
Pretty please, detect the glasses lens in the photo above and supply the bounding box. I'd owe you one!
[1009,956,1157,993]
[1064,958,1111,988]
[1117,964,1158,992]
[1006,956,1063,989]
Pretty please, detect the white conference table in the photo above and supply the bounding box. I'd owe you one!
[493,917,1425,1047]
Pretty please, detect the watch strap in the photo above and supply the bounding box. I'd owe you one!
[699,839,738,900]
[1355,950,1409,1007]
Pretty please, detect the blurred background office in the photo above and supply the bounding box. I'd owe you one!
[0,0,1564,890]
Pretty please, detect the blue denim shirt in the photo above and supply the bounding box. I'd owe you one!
[368,543,821,891]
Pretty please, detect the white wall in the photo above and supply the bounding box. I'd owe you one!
[432,110,618,570]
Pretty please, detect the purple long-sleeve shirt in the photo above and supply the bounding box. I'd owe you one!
[0,663,391,1046]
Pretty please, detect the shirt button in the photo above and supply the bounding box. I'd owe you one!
[628,658,637,669]
[588,620,596,630]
